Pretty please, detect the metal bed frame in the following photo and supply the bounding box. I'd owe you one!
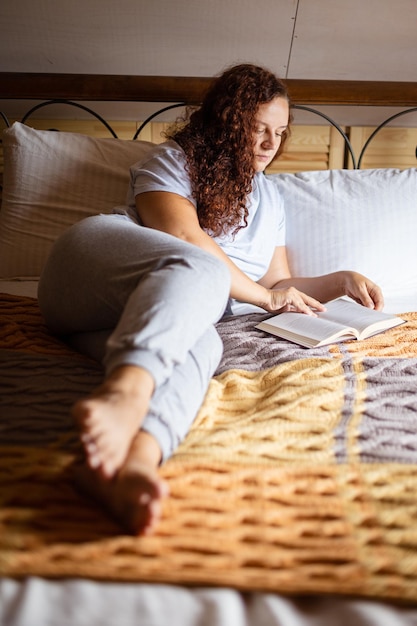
[1,73,416,169]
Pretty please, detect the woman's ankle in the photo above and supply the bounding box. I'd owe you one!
[127,430,163,468]
[105,365,155,397]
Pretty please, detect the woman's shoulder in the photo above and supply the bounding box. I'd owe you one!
[132,139,186,170]
[128,139,194,204]
[254,172,283,200]
[148,139,184,156]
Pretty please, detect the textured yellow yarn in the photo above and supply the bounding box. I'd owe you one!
[2,296,417,602]
[179,359,346,465]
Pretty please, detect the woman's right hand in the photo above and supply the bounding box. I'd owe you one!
[264,286,326,316]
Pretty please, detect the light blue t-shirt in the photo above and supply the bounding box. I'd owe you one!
[125,140,285,287]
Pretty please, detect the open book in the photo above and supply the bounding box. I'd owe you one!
[255,298,406,348]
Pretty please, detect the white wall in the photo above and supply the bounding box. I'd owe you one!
[1,0,416,80]
[1,0,416,126]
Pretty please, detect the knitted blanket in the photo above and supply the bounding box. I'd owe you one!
[1,293,417,602]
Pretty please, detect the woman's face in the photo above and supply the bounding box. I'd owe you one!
[253,96,289,172]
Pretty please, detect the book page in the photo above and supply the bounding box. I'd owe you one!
[258,309,355,342]
[319,299,401,336]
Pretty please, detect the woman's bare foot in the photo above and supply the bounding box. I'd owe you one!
[72,365,155,478]
[73,431,168,535]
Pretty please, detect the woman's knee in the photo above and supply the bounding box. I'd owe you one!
[186,246,231,299]
[38,216,122,332]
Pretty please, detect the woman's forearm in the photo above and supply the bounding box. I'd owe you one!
[273,271,384,310]
[184,229,271,308]
[272,273,347,303]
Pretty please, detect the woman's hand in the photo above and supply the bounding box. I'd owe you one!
[263,271,383,316]
[264,286,326,316]
[271,268,384,314]
[340,271,384,310]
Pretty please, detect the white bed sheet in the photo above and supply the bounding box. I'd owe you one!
[0,280,39,298]
[1,578,417,626]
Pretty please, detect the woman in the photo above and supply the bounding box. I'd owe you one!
[38,64,383,535]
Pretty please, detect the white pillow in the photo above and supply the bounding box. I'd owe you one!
[0,122,155,279]
[270,168,417,312]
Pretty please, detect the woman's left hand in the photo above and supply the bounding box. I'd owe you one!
[342,271,384,310]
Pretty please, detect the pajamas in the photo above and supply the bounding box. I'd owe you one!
[38,213,231,460]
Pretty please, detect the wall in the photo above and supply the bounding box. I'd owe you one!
[1,0,417,126]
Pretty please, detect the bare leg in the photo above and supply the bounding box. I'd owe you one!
[72,365,155,478]
[73,430,169,535]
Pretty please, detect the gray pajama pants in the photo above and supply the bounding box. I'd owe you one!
[38,214,231,460]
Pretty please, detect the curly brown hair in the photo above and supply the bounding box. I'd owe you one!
[165,64,291,237]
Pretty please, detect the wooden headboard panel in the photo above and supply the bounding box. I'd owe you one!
[1,73,417,107]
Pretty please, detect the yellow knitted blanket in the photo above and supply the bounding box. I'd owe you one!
[1,294,417,602]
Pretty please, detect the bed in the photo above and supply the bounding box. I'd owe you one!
[1,72,417,626]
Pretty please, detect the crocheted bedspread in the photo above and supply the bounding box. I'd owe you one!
[1,293,417,602]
